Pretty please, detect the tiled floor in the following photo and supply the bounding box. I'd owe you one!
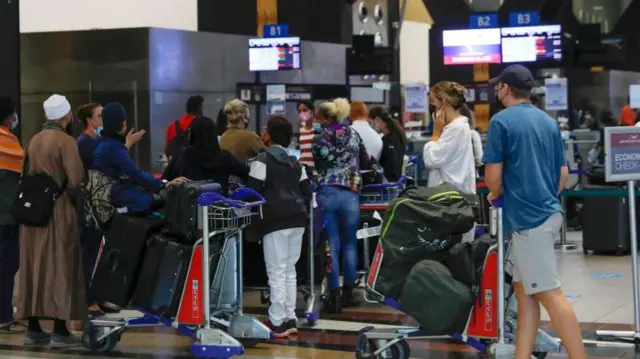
[2,230,640,358]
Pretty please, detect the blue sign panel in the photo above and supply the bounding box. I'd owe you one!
[508,11,540,27]
[263,24,289,38]
[469,14,499,29]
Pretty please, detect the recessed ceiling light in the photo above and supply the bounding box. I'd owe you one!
[593,5,603,10]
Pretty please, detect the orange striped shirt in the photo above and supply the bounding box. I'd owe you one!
[0,126,24,174]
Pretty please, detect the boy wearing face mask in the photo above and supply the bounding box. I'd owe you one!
[297,101,317,170]
[0,96,23,334]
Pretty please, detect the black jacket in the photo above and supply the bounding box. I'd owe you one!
[380,133,406,182]
[248,146,312,236]
[163,148,249,194]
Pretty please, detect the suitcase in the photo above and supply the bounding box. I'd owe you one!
[582,195,640,254]
[164,181,222,244]
[133,234,193,318]
[90,214,164,306]
[357,211,382,272]
[296,228,327,286]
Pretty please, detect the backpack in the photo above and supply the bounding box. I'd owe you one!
[83,169,118,232]
[11,173,66,227]
[165,120,188,158]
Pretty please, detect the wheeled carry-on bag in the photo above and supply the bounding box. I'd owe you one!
[90,214,164,307]
[582,194,640,254]
[164,181,222,244]
[133,234,193,318]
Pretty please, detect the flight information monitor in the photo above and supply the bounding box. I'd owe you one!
[249,37,301,72]
[501,25,562,63]
[442,28,502,65]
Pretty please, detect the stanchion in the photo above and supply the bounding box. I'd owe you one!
[555,196,577,251]
[596,180,640,344]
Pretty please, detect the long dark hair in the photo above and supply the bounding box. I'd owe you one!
[369,106,407,146]
[186,116,222,169]
[215,108,227,136]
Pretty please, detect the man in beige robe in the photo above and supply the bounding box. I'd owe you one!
[16,94,86,349]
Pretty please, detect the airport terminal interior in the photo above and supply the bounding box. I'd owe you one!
[3,0,640,358]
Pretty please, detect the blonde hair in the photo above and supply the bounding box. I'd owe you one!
[430,81,467,110]
[224,99,249,125]
[318,98,350,123]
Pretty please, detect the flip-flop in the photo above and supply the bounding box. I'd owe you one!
[0,322,26,334]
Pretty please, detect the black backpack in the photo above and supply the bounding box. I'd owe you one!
[11,168,66,227]
[165,120,188,158]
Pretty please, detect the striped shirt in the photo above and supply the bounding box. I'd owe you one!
[0,125,23,174]
[299,127,315,168]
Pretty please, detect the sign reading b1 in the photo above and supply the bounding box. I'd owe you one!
[604,127,640,182]
[263,24,289,38]
[508,11,539,27]
[469,14,498,29]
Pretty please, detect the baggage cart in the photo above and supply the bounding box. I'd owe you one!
[82,188,271,358]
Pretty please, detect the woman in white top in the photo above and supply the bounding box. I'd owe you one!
[349,101,382,160]
[458,104,484,171]
[423,81,476,242]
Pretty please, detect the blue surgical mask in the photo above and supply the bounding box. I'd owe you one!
[313,123,321,131]
[11,115,18,130]
[561,131,570,141]
[94,126,103,137]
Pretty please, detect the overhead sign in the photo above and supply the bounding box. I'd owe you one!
[263,24,289,38]
[604,127,640,182]
[266,84,286,115]
[508,11,540,27]
[544,77,568,110]
[404,83,428,113]
[469,13,499,29]
[630,84,640,109]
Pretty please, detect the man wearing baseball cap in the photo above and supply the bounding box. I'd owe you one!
[482,65,586,359]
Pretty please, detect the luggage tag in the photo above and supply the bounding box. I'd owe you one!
[312,192,318,209]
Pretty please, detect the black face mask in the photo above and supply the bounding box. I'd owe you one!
[65,121,74,135]
[429,104,437,115]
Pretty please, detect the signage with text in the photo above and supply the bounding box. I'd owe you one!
[508,11,540,27]
[263,24,289,38]
[469,14,499,29]
[604,127,640,182]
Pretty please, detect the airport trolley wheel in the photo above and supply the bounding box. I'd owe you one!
[238,338,259,349]
[532,352,548,359]
[82,322,119,352]
[355,339,410,359]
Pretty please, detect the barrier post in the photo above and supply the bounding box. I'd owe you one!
[595,127,640,344]
[555,196,577,251]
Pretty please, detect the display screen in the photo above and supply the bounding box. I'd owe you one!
[442,28,502,65]
[501,25,562,63]
[249,37,301,72]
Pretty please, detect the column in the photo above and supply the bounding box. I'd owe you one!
[0,0,20,138]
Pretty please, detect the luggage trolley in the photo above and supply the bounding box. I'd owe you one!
[354,198,551,359]
[357,176,407,283]
[82,188,271,358]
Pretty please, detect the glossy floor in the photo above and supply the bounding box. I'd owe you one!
[2,231,640,358]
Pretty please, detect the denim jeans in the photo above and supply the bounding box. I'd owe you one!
[316,186,360,289]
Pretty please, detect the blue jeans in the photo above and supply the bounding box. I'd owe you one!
[317,186,360,290]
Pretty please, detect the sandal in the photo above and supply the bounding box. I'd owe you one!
[0,321,26,334]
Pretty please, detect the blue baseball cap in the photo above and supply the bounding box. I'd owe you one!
[489,64,535,90]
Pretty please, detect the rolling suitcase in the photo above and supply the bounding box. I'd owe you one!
[582,194,640,255]
[133,234,193,318]
[164,181,222,244]
[90,214,164,306]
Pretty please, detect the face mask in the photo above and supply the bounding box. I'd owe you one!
[94,126,103,137]
[11,114,18,130]
[299,111,311,122]
[429,104,437,116]
[313,123,321,131]
[561,131,570,141]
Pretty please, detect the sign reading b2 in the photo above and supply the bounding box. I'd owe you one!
[508,11,540,27]
[469,14,498,29]
[263,24,289,38]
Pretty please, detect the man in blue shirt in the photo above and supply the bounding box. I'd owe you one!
[483,65,586,359]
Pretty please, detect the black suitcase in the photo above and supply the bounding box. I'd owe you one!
[91,214,164,306]
[296,228,327,286]
[133,234,193,318]
[164,181,222,244]
[582,195,640,255]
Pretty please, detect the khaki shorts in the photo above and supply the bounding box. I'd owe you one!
[511,213,563,296]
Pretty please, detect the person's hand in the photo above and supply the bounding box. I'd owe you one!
[487,190,502,206]
[168,176,190,186]
[125,129,146,148]
[433,110,446,135]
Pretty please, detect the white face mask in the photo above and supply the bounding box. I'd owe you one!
[561,131,570,141]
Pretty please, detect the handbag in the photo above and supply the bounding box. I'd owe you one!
[11,152,67,227]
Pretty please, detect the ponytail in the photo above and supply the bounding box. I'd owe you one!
[369,106,407,146]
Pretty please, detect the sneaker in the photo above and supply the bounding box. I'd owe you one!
[265,320,291,338]
[284,319,298,334]
[50,333,82,349]
[24,330,51,346]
